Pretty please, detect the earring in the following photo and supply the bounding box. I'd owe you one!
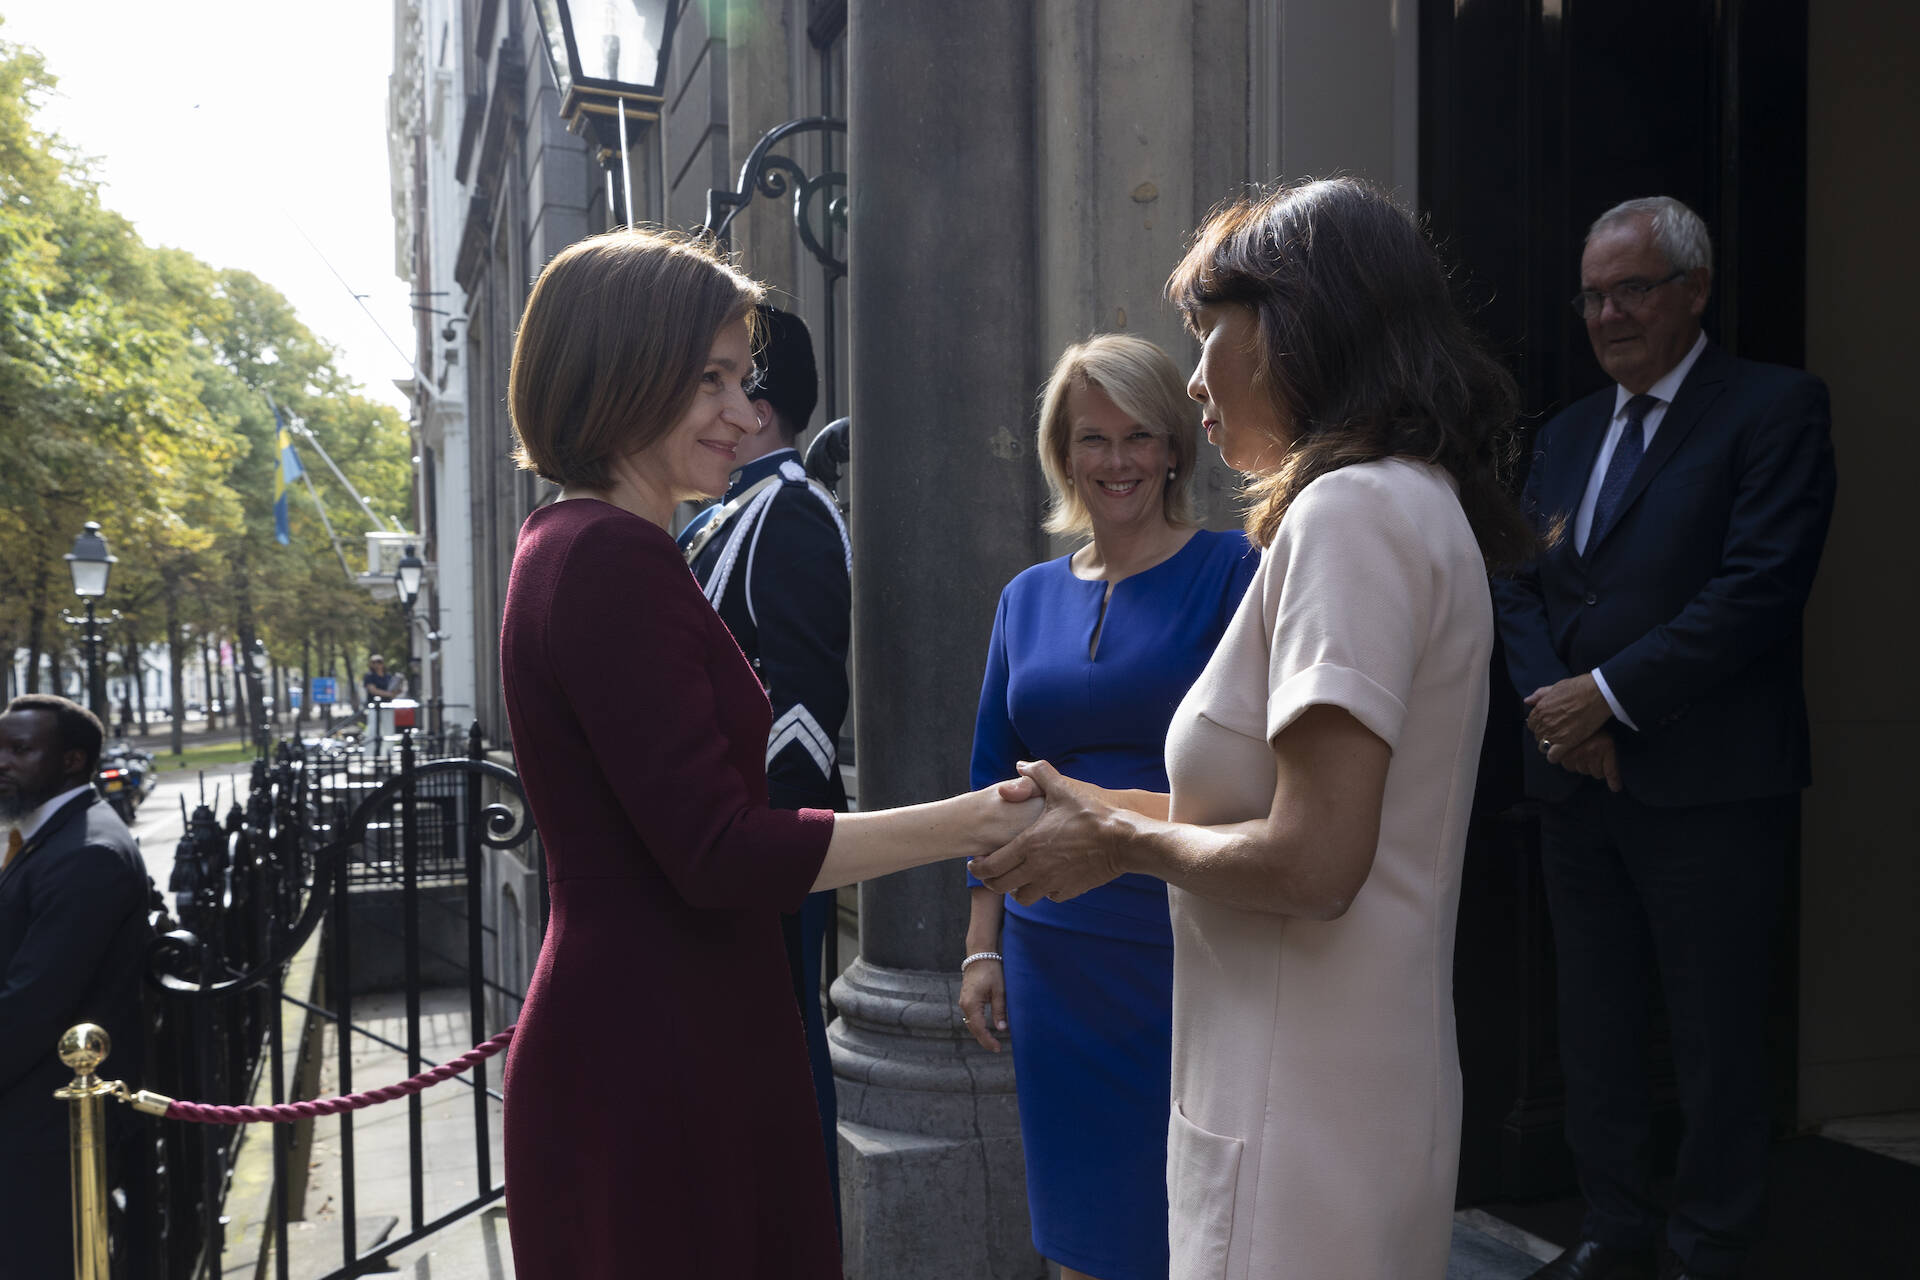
[1167,468,1176,481]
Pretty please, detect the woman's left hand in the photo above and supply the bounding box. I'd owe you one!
[970,760,1127,906]
[958,957,1008,1052]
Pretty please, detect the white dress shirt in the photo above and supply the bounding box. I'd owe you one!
[1575,331,1709,730]
[6,782,95,850]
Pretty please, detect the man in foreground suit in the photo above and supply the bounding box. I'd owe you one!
[1493,197,1836,1280]
[678,305,851,1216]
[0,694,153,1278]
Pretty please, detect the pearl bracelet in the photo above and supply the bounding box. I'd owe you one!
[960,951,1003,972]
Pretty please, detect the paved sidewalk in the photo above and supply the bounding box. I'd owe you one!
[286,988,506,1279]
[1450,1212,1555,1278]
[274,986,1546,1278]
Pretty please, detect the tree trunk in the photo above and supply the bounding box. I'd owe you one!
[232,560,265,746]
[23,562,48,694]
[201,635,218,731]
[314,631,327,728]
[165,576,186,756]
[231,650,249,737]
[342,636,362,713]
[124,629,147,734]
[299,636,312,730]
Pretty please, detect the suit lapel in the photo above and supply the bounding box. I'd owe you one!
[0,791,95,892]
[1548,394,1612,557]
[1586,342,1730,555]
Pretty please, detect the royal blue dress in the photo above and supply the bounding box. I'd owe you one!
[969,528,1257,1280]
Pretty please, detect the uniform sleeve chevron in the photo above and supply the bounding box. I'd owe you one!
[766,703,836,777]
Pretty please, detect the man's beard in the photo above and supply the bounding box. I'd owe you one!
[0,778,63,824]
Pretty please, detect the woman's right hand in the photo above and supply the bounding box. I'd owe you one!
[959,955,1008,1052]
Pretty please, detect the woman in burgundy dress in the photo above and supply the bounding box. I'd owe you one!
[498,229,1039,1278]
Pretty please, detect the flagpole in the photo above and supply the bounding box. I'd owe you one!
[619,99,636,230]
[288,418,405,533]
[264,394,348,577]
[296,457,356,582]
[606,168,618,230]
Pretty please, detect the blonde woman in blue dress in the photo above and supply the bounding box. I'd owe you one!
[963,334,1256,1280]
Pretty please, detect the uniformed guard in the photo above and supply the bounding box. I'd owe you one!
[678,304,849,1210]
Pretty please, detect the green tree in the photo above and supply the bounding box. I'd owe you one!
[0,31,415,750]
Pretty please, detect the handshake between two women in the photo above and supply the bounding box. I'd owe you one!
[969,760,1145,907]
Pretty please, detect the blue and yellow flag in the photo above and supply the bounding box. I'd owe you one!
[273,409,305,546]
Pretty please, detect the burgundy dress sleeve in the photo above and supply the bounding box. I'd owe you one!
[541,508,832,911]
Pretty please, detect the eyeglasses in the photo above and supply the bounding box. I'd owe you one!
[1570,270,1686,320]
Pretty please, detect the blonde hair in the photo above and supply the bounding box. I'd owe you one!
[509,228,764,489]
[1035,334,1199,537]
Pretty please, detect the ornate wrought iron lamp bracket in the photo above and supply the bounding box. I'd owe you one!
[706,116,848,281]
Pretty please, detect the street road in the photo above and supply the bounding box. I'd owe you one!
[129,767,253,903]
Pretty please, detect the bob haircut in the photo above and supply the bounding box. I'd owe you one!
[1036,334,1200,538]
[509,228,765,490]
[1166,177,1533,569]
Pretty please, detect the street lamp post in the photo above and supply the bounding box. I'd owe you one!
[394,544,424,708]
[62,523,116,721]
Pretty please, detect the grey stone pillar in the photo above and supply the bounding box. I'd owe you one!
[833,3,1046,1278]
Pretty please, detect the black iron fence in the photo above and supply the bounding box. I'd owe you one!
[131,724,539,1280]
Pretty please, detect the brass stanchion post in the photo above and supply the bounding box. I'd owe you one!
[54,1024,114,1280]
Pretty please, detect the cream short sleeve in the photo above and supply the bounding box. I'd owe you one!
[1262,468,1436,750]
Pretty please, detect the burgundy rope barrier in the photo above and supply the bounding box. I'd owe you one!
[156,1026,515,1125]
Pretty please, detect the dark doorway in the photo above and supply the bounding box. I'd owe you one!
[1419,0,1810,1205]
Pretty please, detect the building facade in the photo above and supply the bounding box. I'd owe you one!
[388,0,480,736]
[389,1,1917,1274]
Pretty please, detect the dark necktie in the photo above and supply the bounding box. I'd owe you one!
[1592,393,1659,538]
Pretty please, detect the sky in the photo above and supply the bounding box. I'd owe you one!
[3,0,415,411]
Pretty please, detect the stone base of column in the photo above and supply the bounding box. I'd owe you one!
[830,956,1041,1280]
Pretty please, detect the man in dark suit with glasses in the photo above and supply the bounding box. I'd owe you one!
[1494,197,1837,1280]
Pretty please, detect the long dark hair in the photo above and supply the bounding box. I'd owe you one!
[1167,178,1535,570]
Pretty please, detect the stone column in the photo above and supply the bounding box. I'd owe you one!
[1033,0,1251,533]
[834,3,1046,1278]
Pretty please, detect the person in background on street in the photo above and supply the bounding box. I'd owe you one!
[1492,197,1836,1280]
[0,694,153,1280]
[361,654,399,702]
[973,177,1535,1278]
[677,304,850,1214]
[961,333,1256,1280]
[498,227,1040,1280]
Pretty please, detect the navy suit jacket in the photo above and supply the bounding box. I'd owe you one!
[0,790,151,1155]
[1492,341,1837,807]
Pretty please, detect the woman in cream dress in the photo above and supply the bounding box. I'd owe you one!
[973,178,1535,1278]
